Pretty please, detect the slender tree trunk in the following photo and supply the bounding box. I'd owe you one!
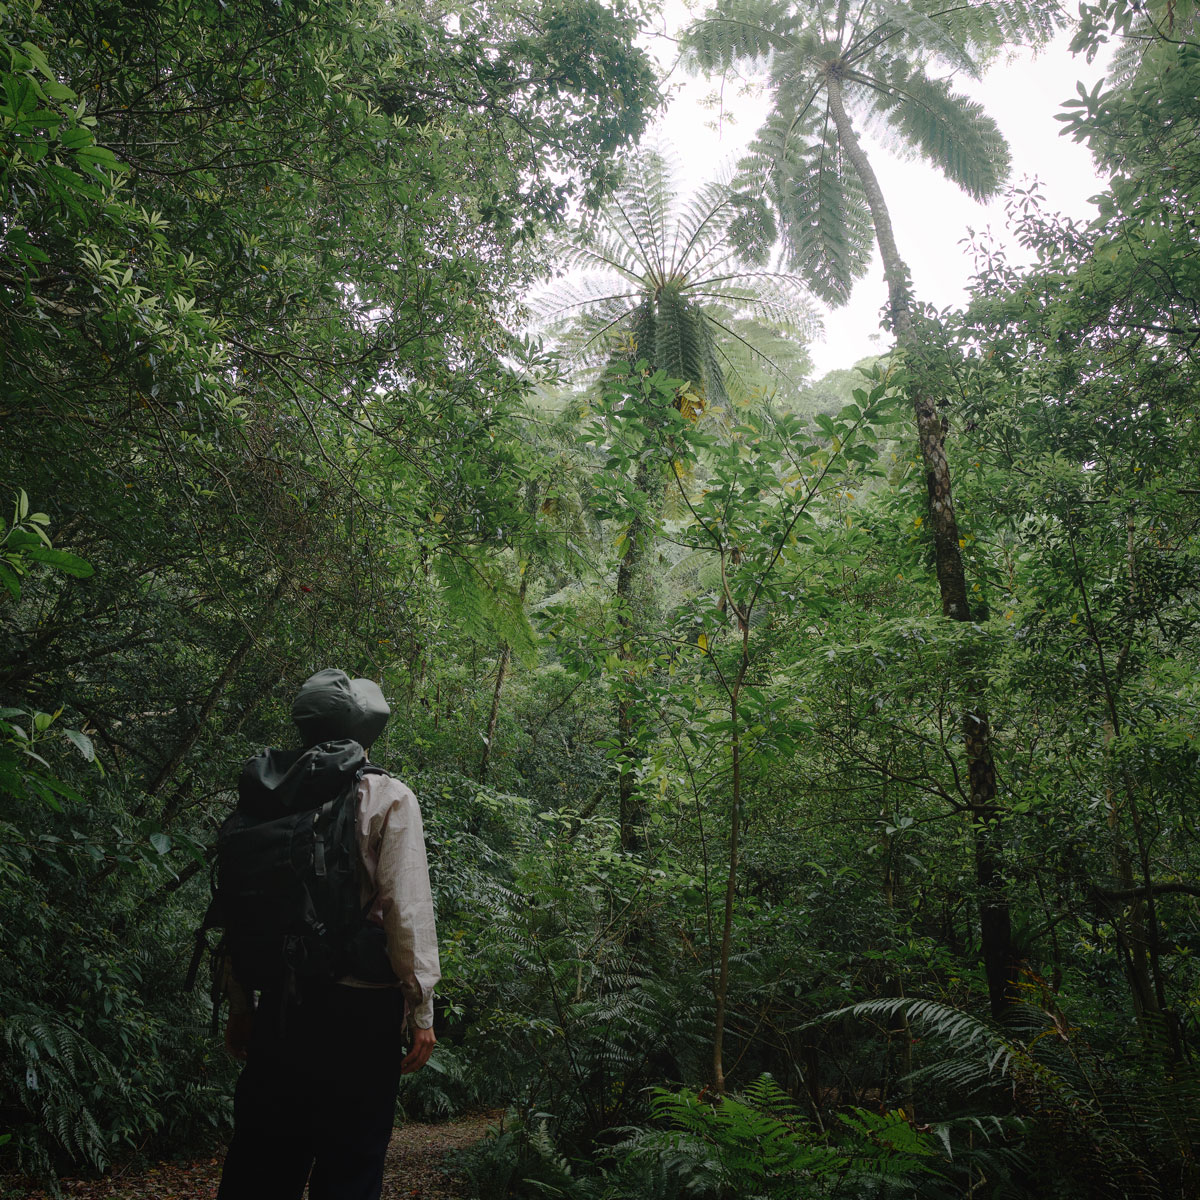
[1076,525,1172,1051]
[712,628,748,1095]
[140,575,287,807]
[881,796,916,1121]
[616,458,655,853]
[480,483,539,783]
[828,74,1020,1019]
[478,573,529,784]
[479,644,512,783]
[1104,726,1158,1027]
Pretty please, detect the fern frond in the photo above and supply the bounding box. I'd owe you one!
[861,0,986,77]
[742,108,872,304]
[531,144,815,393]
[863,62,1011,199]
[435,553,538,667]
[682,0,799,73]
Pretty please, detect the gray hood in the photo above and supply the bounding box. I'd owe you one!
[291,669,389,749]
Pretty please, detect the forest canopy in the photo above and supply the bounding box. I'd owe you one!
[2,0,1199,1196]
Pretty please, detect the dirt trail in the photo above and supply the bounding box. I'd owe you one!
[381,1110,500,1199]
[13,1112,499,1200]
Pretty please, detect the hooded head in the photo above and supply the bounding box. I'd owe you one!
[291,668,390,750]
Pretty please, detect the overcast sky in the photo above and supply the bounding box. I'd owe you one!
[644,20,1113,376]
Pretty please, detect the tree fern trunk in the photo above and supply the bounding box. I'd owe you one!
[712,631,748,1095]
[827,73,1020,1020]
[616,457,655,853]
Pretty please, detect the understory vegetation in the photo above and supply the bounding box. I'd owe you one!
[2,0,1199,1195]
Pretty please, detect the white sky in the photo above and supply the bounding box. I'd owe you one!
[643,21,1113,376]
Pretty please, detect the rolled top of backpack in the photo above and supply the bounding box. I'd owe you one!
[238,739,366,818]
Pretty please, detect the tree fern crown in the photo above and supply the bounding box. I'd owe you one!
[682,0,1062,301]
[530,145,817,405]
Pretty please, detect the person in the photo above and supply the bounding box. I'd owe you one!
[216,669,441,1200]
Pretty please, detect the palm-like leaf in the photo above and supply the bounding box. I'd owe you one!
[742,107,873,303]
[531,145,818,403]
[861,63,1011,199]
[682,0,800,72]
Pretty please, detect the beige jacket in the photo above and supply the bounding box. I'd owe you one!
[351,772,440,1029]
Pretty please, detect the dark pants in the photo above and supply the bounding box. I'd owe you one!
[218,984,407,1200]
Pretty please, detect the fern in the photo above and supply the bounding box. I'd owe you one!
[1,1011,134,1173]
[435,553,537,668]
[628,1075,939,1198]
[529,144,816,403]
[682,0,1063,302]
[681,0,800,73]
[827,996,1200,1198]
[865,63,1011,201]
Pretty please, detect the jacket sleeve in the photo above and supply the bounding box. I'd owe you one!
[360,774,441,1029]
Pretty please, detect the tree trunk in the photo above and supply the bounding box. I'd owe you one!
[616,458,655,853]
[479,644,512,783]
[712,629,748,1094]
[827,73,1020,1019]
[881,796,916,1121]
[480,482,540,784]
[140,575,287,808]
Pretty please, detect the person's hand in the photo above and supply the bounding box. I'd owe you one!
[401,1025,436,1074]
[225,1012,253,1061]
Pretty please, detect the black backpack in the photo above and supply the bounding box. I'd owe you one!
[187,738,396,1009]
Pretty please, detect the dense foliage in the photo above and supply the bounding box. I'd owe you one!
[2,0,1199,1196]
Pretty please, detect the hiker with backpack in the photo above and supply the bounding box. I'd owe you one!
[200,669,440,1200]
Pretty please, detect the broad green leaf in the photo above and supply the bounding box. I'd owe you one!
[64,729,95,761]
[24,546,94,577]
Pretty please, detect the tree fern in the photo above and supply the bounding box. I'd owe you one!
[531,144,816,402]
[683,0,1063,303]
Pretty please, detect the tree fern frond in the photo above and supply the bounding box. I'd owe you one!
[897,0,1062,59]
[701,310,804,399]
[867,63,1011,199]
[531,144,815,393]
[435,553,538,667]
[615,149,679,283]
[687,269,819,334]
[743,108,872,303]
[527,273,643,325]
[682,0,799,73]
[668,177,738,278]
[552,236,646,284]
[655,288,709,392]
[859,0,986,77]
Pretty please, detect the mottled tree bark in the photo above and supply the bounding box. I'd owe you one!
[828,73,1020,1019]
